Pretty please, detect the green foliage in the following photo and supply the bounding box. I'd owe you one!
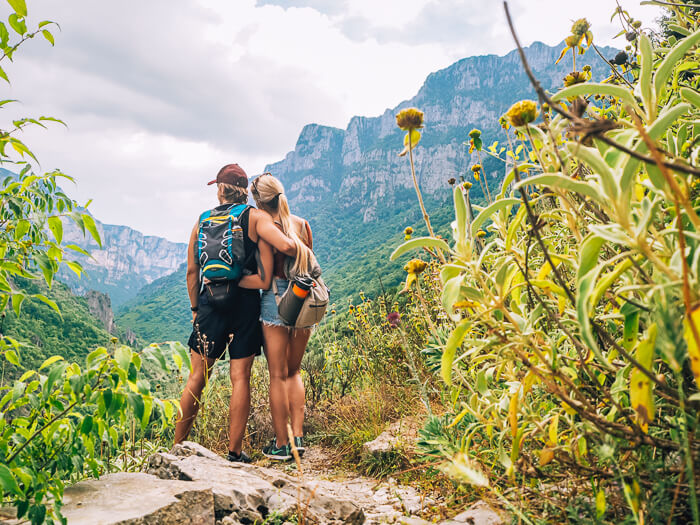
[0,341,185,524]
[0,3,182,523]
[400,6,700,522]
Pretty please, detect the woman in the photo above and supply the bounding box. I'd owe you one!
[249,172,314,461]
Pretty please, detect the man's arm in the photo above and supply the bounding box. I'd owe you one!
[239,239,273,290]
[254,210,296,256]
[186,222,200,322]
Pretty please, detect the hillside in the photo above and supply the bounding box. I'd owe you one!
[2,278,114,378]
[115,264,191,345]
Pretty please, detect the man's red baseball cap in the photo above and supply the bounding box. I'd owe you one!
[208,163,248,188]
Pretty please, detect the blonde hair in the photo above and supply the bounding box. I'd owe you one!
[218,183,248,204]
[251,173,311,275]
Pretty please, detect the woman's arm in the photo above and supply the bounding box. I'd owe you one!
[186,222,200,323]
[239,239,273,290]
[254,210,296,256]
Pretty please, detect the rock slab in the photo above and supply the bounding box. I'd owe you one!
[60,472,215,525]
[147,441,364,524]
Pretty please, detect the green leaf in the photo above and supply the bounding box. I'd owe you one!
[81,213,102,248]
[14,219,30,240]
[390,236,450,261]
[45,361,67,394]
[115,346,132,372]
[7,13,26,36]
[567,144,618,203]
[0,464,21,496]
[86,347,108,367]
[81,415,93,435]
[654,28,700,97]
[32,294,60,315]
[442,319,471,386]
[514,173,605,205]
[453,186,467,247]
[578,234,605,282]
[470,198,520,239]
[47,216,63,244]
[64,260,82,278]
[39,355,63,370]
[11,293,24,317]
[552,82,643,117]
[5,349,19,366]
[128,393,145,422]
[5,0,27,17]
[141,397,153,430]
[442,275,463,322]
[638,33,655,116]
[680,87,700,109]
[41,29,54,46]
[0,65,8,84]
[577,266,612,369]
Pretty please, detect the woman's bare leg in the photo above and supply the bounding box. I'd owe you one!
[174,350,215,445]
[287,328,311,437]
[263,324,291,447]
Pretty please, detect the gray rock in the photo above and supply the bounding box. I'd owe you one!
[147,441,364,524]
[59,472,215,525]
[444,501,505,525]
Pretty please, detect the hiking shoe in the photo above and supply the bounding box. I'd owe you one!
[293,436,305,457]
[262,439,292,461]
[227,450,251,463]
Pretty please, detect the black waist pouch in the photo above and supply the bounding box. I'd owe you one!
[204,280,237,310]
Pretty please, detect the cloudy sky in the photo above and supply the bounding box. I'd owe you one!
[3,0,661,242]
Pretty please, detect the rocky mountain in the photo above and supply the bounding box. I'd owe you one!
[59,219,187,307]
[267,41,616,224]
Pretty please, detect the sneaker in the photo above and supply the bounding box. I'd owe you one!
[227,450,251,463]
[262,439,292,461]
[293,436,305,457]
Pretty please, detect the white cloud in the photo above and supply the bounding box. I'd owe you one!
[0,0,663,241]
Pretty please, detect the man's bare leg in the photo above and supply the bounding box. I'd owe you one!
[228,355,255,454]
[174,350,215,445]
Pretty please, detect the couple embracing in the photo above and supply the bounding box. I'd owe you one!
[173,163,316,462]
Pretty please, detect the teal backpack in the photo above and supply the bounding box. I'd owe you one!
[197,203,250,281]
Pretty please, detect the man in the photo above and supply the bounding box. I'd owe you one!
[173,163,294,462]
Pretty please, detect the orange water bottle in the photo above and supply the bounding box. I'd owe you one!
[277,277,313,325]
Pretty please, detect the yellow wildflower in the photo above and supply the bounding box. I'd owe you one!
[396,108,424,131]
[506,100,538,127]
[404,226,414,235]
[471,164,482,173]
[564,70,590,87]
[402,259,427,292]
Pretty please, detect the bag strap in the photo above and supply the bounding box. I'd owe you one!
[271,280,282,305]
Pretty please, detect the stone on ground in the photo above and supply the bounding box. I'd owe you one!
[60,472,215,525]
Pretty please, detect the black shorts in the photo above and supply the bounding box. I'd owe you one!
[188,286,262,360]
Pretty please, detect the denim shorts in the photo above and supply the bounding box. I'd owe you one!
[260,278,289,327]
[260,278,314,330]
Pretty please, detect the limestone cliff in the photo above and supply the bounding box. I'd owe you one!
[266,41,617,223]
[59,218,187,307]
